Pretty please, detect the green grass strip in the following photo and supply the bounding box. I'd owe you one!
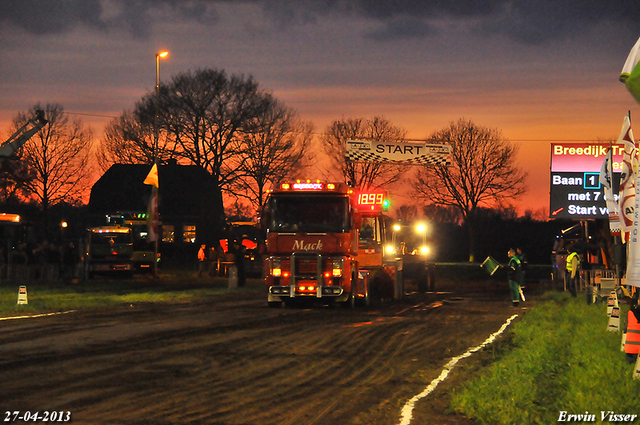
[451,291,640,424]
[0,276,261,316]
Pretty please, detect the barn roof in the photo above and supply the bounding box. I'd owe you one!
[88,163,218,217]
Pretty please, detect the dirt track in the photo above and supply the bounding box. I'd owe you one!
[0,280,530,424]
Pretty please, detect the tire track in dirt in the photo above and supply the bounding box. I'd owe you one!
[0,292,519,425]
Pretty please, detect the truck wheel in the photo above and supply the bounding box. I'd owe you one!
[369,269,394,303]
[349,271,357,309]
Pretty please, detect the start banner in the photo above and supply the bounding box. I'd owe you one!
[345,139,452,166]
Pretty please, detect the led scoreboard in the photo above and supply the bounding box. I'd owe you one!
[549,143,622,219]
[356,192,389,211]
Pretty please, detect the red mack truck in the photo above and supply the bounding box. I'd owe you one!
[262,181,399,307]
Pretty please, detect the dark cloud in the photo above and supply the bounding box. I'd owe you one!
[365,15,434,41]
[0,0,106,35]
[259,0,640,44]
[0,0,219,38]
[1,0,638,44]
[354,0,499,20]
[476,0,640,45]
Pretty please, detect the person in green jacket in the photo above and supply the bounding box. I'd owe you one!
[507,248,523,307]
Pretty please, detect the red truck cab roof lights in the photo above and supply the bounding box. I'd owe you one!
[275,181,348,192]
[90,226,132,234]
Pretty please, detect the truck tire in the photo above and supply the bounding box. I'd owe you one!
[369,269,394,305]
[349,270,357,309]
[362,273,371,307]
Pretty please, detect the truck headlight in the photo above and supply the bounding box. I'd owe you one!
[332,258,343,277]
[270,258,282,277]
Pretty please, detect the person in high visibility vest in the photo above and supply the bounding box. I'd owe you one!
[507,249,523,307]
[625,300,640,364]
[566,246,580,297]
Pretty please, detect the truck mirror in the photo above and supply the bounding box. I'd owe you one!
[354,213,362,230]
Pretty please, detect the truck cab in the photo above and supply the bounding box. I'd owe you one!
[354,191,399,302]
[262,181,360,306]
[84,226,134,278]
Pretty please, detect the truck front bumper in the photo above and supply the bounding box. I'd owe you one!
[268,285,348,303]
[90,263,133,272]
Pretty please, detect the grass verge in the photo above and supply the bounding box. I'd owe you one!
[0,273,263,316]
[450,291,640,424]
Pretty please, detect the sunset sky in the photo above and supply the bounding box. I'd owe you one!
[1,0,640,217]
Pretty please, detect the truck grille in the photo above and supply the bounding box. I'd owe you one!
[295,256,318,274]
[277,255,339,278]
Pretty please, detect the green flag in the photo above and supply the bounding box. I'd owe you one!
[621,36,640,104]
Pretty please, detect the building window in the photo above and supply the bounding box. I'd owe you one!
[183,225,196,243]
[162,225,175,243]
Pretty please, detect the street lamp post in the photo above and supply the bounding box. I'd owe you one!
[156,51,168,90]
[152,51,168,278]
[154,51,168,161]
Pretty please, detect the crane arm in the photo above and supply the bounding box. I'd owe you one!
[0,110,48,158]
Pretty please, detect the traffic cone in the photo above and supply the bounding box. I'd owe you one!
[607,290,618,316]
[634,354,640,380]
[17,285,27,305]
[608,306,620,332]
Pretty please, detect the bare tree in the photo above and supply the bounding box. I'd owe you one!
[321,116,407,189]
[396,204,418,223]
[422,204,462,224]
[225,199,257,222]
[0,157,32,206]
[231,104,315,212]
[98,68,299,238]
[96,110,159,172]
[412,119,527,262]
[12,103,94,234]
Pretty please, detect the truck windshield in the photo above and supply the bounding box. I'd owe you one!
[91,233,131,245]
[267,196,350,233]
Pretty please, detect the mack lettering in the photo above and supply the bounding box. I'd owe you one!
[292,239,323,251]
